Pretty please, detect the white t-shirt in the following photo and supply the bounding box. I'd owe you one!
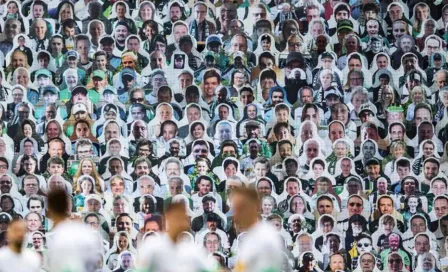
[234,223,284,272]
[47,222,102,272]
[0,247,41,272]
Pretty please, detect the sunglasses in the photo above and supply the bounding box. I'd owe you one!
[131,98,144,103]
[349,202,362,207]
[358,243,371,247]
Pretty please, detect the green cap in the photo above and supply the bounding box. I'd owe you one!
[36,69,51,78]
[386,105,404,113]
[205,51,216,60]
[92,70,106,80]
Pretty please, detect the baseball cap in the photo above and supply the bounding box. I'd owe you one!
[206,35,222,45]
[100,36,115,45]
[43,86,58,95]
[0,212,11,223]
[36,69,51,78]
[92,70,106,80]
[66,50,79,60]
[433,53,442,61]
[71,86,88,96]
[321,52,334,60]
[103,104,118,114]
[386,105,404,113]
[286,52,304,66]
[179,35,193,44]
[324,88,341,98]
[245,120,260,128]
[204,51,216,60]
[103,86,117,95]
[303,252,315,262]
[233,51,245,60]
[72,103,88,114]
[337,19,354,32]
[359,103,377,116]
[365,158,380,166]
[85,194,102,204]
[121,70,135,81]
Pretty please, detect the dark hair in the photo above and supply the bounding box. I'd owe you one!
[363,2,378,13]
[275,103,289,113]
[144,214,164,231]
[18,155,40,176]
[140,20,159,40]
[62,18,77,29]
[195,175,214,190]
[312,159,325,169]
[320,214,335,225]
[190,122,205,135]
[317,195,333,205]
[414,102,432,116]
[220,140,237,152]
[84,212,100,223]
[150,35,167,51]
[157,86,172,96]
[0,195,14,210]
[203,69,221,84]
[136,139,153,153]
[21,120,36,135]
[116,2,127,9]
[47,188,70,217]
[348,215,368,233]
[158,120,178,137]
[301,103,319,122]
[223,158,238,170]
[260,69,276,82]
[94,50,107,59]
[424,157,440,167]
[27,195,45,209]
[273,122,289,135]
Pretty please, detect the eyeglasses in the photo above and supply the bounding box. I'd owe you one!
[349,202,362,207]
[0,165,8,170]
